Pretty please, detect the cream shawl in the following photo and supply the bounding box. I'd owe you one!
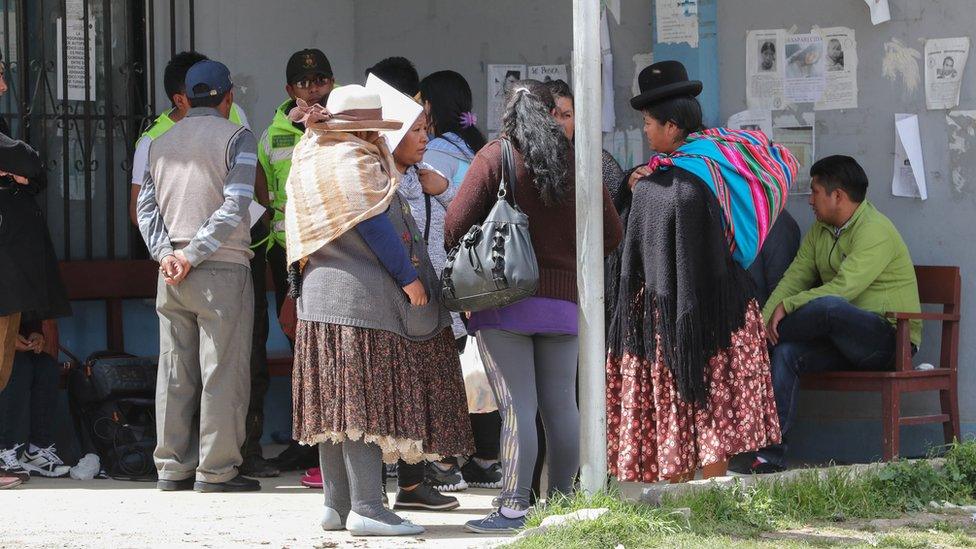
[285,130,399,266]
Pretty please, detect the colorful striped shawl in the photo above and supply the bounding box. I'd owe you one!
[647,128,799,269]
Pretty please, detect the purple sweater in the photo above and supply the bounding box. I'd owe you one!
[467,297,578,336]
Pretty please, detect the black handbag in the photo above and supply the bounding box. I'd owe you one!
[441,139,539,312]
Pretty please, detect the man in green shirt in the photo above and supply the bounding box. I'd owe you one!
[750,155,921,473]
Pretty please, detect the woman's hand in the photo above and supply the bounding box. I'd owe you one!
[27,332,45,354]
[418,169,449,196]
[0,171,29,185]
[628,166,651,190]
[402,279,429,306]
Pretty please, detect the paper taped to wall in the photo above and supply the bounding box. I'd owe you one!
[947,110,976,196]
[655,0,699,48]
[784,33,826,104]
[815,27,858,110]
[487,64,526,131]
[772,112,815,196]
[925,37,969,110]
[728,109,773,138]
[528,65,568,84]
[746,29,786,110]
[864,0,891,25]
[892,114,927,199]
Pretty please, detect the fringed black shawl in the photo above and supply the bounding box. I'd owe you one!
[607,166,755,404]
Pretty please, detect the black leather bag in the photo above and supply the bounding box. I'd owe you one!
[441,139,539,312]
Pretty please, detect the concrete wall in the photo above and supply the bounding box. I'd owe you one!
[349,0,653,144]
[152,0,357,133]
[719,0,976,461]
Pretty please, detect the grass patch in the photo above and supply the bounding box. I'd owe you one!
[506,441,976,548]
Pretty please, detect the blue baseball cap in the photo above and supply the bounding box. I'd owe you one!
[185,60,233,99]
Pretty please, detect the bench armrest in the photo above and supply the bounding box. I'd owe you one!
[886,311,960,321]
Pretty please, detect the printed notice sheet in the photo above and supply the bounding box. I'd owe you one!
[892,114,927,199]
[655,0,699,48]
[746,29,786,110]
[487,64,526,131]
[815,27,858,110]
[784,33,826,104]
[947,110,976,195]
[772,112,815,195]
[528,65,568,84]
[925,37,969,110]
[728,110,773,138]
[864,0,891,25]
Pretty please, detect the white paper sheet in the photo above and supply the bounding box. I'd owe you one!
[601,9,616,133]
[784,33,826,104]
[655,0,699,48]
[864,0,891,25]
[248,201,266,229]
[603,127,646,172]
[746,29,787,110]
[772,112,815,195]
[365,74,424,152]
[925,37,970,110]
[892,114,927,199]
[947,110,976,195]
[56,0,96,101]
[728,109,773,137]
[815,27,858,111]
[528,65,568,84]
[631,52,654,96]
[487,64,526,131]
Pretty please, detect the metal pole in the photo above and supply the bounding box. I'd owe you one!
[572,0,607,495]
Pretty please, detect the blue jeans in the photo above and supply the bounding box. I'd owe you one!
[0,350,61,450]
[758,296,896,466]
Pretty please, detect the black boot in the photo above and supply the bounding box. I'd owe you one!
[270,441,318,471]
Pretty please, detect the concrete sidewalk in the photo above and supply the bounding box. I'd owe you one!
[2,473,514,548]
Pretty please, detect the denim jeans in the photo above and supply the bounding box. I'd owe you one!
[0,350,61,450]
[758,296,896,466]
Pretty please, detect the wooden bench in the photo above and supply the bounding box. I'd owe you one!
[57,260,293,375]
[800,265,961,461]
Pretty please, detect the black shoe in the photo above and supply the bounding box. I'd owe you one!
[425,461,468,492]
[461,459,502,489]
[729,457,785,475]
[240,454,280,478]
[158,477,195,491]
[270,442,318,471]
[194,474,261,493]
[394,481,460,511]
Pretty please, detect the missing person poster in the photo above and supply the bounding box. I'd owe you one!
[772,112,815,195]
[487,64,526,131]
[746,29,786,110]
[784,33,826,104]
[815,27,858,111]
[925,37,970,110]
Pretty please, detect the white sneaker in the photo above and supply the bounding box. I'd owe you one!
[0,444,30,481]
[345,510,424,536]
[20,445,71,478]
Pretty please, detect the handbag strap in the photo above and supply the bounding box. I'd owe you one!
[423,193,432,243]
[498,138,518,205]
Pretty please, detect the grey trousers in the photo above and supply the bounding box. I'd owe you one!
[477,329,579,510]
[154,261,253,483]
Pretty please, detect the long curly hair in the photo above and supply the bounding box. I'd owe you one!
[501,79,571,206]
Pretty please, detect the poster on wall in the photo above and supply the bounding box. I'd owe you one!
[772,112,815,196]
[55,0,96,102]
[924,37,970,110]
[892,114,927,199]
[655,0,699,48]
[784,33,826,104]
[746,29,786,110]
[727,109,773,137]
[815,27,858,111]
[487,64,526,131]
[528,65,568,84]
[946,110,976,196]
[864,0,891,25]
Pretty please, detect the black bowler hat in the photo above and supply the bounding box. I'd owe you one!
[630,60,702,110]
[286,48,333,84]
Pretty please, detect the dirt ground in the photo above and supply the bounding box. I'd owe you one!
[1,472,512,548]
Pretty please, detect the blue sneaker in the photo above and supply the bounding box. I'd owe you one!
[464,510,526,534]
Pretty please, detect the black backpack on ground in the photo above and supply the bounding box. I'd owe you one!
[64,349,158,481]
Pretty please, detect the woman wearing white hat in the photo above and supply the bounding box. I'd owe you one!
[284,85,473,536]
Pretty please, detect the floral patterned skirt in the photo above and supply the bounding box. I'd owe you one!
[606,300,781,482]
[292,321,474,464]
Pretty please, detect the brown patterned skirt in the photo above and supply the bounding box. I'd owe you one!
[606,300,781,482]
[292,321,474,464]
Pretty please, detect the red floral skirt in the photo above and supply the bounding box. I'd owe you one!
[606,300,781,482]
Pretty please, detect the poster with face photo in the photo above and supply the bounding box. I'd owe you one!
[746,29,786,110]
[925,37,969,110]
[784,33,826,104]
[815,27,858,111]
[487,64,526,130]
